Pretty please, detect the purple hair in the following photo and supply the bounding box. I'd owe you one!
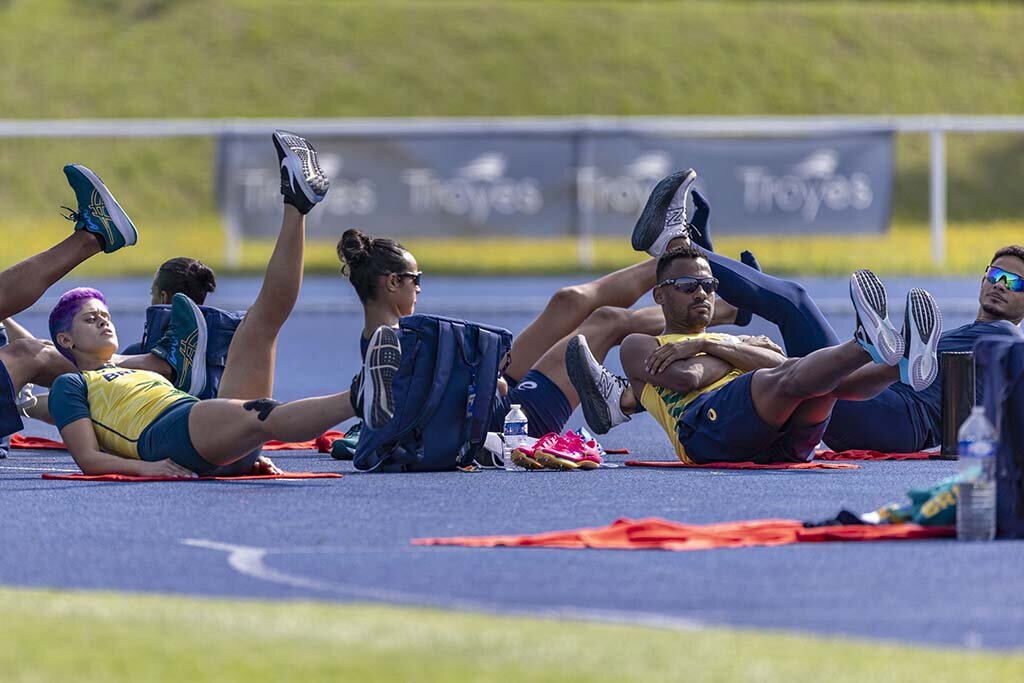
[49,287,108,362]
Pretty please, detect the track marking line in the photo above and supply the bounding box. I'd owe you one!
[181,538,707,632]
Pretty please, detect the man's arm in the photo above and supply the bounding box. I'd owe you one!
[621,334,733,395]
[60,418,195,477]
[700,336,787,372]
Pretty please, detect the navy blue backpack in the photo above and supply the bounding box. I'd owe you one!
[975,335,1024,539]
[354,314,513,472]
[128,304,244,400]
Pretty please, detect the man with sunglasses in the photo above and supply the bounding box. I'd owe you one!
[570,243,942,464]
[824,246,1024,453]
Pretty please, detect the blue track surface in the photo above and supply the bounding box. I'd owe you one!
[1,275,1022,651]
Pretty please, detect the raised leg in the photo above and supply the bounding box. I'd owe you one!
[0,232,101,321]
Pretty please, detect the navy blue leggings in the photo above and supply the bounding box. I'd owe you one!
[704,251,840,357]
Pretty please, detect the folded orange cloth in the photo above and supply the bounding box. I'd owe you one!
[814,449,933,461]
[11,434,66,450]
[412,516,954,551]
[625,460,859,470]
[13,431,347,453]
[41,472,342,482]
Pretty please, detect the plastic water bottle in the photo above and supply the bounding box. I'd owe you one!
[503,404,529,472]
[956,406,998,542]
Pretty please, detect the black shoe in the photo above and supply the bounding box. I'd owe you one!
[272,130,329,214]
[632,169,697,257]
[362,326,401,429]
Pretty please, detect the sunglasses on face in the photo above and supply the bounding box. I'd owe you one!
[985,266,1024,293]
[656,276,719,295]
[395,271,422,287]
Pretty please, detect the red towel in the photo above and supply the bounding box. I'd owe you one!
[814,449,933,461]
[11,431,347,454]
[625,460,859,470]
[412,516,954,551]
[41,472,342,482]
[11,434,66,450]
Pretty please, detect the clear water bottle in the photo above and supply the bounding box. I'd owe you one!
[503,404,529,472]
[956,406,998,542]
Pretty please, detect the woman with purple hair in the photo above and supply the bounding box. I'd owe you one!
[45,131,357,477]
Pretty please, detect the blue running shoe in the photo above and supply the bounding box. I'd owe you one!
[62,164,138,253]
[151,293,208,396]
[632,169,697,257]
[362,325,401,429]
[899,288,942,391]
[850,269,903,366]
[272,130,330,214]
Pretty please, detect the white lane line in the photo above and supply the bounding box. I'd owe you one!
[181,538,706,632]
[0,466,80,473]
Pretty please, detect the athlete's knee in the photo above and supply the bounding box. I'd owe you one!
[548,285,592,315]
[582,305,629,331]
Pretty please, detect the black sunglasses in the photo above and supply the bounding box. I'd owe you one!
[656,276,719,295]
[395,271,422,287]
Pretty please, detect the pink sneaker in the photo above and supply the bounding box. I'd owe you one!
[510,432,559,470]
[536,431,603,470]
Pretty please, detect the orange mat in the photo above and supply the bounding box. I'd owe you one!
[12,430,347,453]
[625,460,859,470]
[42,472,342,482]
[11,434,65,450]
[412,516,954,551]
[814,449,933,461]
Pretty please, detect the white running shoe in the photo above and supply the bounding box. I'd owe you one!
[850,269,903,366]
[565,334,630,434]
[363,325,401,429]
[900,288,942,391]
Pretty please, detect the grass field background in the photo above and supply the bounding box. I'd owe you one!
[2,588,1022,682]
[0,1,1022,275]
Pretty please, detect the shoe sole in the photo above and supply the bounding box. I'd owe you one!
[175,295,208,395]
[535,449,601,470]
[511,448,545,470]
[363,326,401,429]
[67,164,139,250]
[903,288,942,391]
[273,131,329,205]
[850,269,902,366]
[565,335,613,434]
[631,169,696,253]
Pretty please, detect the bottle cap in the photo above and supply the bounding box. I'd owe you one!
[510,404,521,410]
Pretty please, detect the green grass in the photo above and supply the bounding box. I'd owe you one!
[1,1,1022,274]
[1,588,1021,682]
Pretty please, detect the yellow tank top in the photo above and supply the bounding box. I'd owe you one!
[81,367,195,459]
[638,332,744,463]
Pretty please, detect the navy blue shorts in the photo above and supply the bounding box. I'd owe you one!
[678,372,827,464]
[137,400,260,476]
[496,369,572,438]
[0,360,23,438]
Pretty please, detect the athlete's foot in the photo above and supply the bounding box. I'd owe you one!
[151,293,208,395]
[730,249,764,327]
[900,288,942,391]
[272,130,330,215]
[632,169,697,257]
[363,325,401,429]
[850,269,903,366]
[688,189,713,252]
[565,334,630,434]
[61,164,138,253]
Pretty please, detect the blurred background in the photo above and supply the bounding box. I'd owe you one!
[0,0,1022,278]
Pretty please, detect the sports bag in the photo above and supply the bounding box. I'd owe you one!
[133,304,244,399]
[975,336,1024,539]
[354,314,513,472]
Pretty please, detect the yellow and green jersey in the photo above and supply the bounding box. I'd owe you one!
[638,332,744,463]
[49,365,197,459]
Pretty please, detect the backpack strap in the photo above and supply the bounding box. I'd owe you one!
[458,327,504,464]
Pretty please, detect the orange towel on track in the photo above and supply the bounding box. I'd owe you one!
[814,449,933,461]
[625,460,859,470]
[11,434,66,450]
[412,517,954,551]
[42,472,342,482]
[12,431,347,454]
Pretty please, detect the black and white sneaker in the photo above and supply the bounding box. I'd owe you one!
[850,269,903,366]
[362,325,401,429]
[900,288,942,391]
[565,334,630,434]
[631,169,697,257]
[272,130,330,214]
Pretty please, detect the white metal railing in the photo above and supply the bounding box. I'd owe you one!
[3,115,1024,266]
